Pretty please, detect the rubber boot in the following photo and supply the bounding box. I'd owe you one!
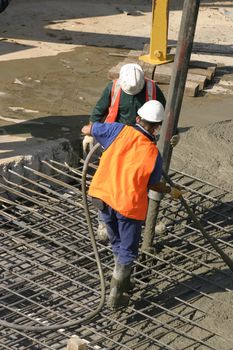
[113,256,135,293]
[108,263,133,309]
[123,270,135,293]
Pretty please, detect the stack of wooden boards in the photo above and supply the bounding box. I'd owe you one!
[108,48,217,97]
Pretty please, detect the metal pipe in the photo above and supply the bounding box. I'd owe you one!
[142,0,201,252]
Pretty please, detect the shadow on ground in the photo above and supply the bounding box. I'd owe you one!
[0,0,232,55]
[0,114,88,160]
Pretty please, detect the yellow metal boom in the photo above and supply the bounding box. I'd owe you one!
[140,0,174,65]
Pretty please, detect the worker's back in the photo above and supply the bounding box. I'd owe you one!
[89,124,159,220]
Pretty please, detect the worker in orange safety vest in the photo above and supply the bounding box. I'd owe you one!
[82,100,182,309]
[83,63,180,241]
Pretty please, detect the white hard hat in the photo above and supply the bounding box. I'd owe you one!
[138,100,165,123]
[119,63,145,95]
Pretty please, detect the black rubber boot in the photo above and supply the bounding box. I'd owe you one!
[123,274,135,293]
[107,263,133,309]
[113,256,135,293]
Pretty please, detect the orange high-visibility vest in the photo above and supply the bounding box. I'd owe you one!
[105,78,157,123]
[88,126,159,220]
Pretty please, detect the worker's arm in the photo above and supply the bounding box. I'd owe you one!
[82,122,124,148]
[148,182,170,194]
[148,152,182,199]
[149,181,182,199]
[148,156,171,194]
[89,82,112,123]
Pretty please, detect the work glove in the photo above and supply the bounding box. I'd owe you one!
[170,186,183,200]
[170,133,180,148]
[96,222,109,241]
[82,135,94,157]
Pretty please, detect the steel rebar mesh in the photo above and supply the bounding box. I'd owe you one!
[0,160,233,350]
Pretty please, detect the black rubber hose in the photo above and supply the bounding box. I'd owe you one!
[0,143,106,331]
[163,170,233,272]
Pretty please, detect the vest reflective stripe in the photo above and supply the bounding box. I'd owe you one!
[105,79,157,123]
[105,79,122,123]
[88,126,159,220]
[145,78,156,100]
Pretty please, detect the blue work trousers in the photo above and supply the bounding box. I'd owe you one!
[100,205,143,265]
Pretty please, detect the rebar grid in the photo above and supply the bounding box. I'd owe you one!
[0,161,233,350]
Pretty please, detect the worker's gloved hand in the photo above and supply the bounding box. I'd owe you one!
[170,186,183,200]
[82,135,94,157]
[170,133,180,148]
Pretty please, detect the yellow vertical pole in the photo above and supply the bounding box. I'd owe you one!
[140,0,174,65]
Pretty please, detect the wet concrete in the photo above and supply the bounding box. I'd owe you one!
[0,45,232,147]
[0,47,121,144]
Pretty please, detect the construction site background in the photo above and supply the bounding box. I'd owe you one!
[0,1,233,349]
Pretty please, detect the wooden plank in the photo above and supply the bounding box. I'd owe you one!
[153,62,173,84]
[108,52,128,58]
[107,55,205,96]
[189,60,217,69]
[139,61,155,79]
[169,48,218,74]
[187,73,207,89]
[153,71,206,90]
[126,52,217,81]
[184,81,200,97]
[108,58,154,80]
[189,60,217,79]
[188,67,214,81]
[154,63,207,88]
[153,71,170,84]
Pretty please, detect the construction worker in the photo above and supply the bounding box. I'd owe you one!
[83,63,180,240]
[82,100,182,309]
[0,0,10,13]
